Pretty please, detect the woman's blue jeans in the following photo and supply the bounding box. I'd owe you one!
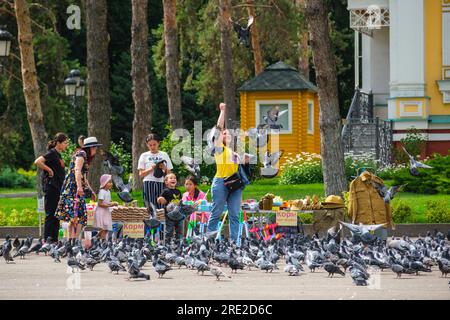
[207,177,243,242]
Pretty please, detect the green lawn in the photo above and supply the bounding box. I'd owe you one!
[0,180,448,224]
[0,188,36,194]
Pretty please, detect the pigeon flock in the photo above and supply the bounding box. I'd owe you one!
[1,227,449,288]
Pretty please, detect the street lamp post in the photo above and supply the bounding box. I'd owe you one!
[64,69,86,144]
[0,26,13,72]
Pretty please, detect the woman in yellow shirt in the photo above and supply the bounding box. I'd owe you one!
[207,103,249,242]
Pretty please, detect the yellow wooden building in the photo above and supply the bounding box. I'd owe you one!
[238,61,321,167]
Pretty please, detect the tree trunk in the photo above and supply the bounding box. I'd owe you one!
[218,0,237,127]
[304,0,347,196]
[296,0,309,80]
[14,0,48,198]
[163,0,183,130]
[131,0,152,191]
[86,0,111,191]
[246,0,263,75]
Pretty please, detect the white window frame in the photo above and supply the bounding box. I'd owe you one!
[399,101,423,117]
[307,100,314,134]
[255,100,293,134]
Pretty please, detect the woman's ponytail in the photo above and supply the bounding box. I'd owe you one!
[47,132,68,150]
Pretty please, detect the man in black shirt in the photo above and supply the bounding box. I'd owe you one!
[35,133,69,242]
[157,173,183,242]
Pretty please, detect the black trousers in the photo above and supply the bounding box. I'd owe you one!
[44,186,61,242]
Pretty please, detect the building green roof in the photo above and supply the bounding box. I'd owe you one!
[238,61,318,92]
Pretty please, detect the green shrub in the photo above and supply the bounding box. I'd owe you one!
[279,152,379,185]
[0,167,35,188]
[279,152,323,184]
[61,141,78,167]
[376,163,407,180]
[0,209,39,226]
[394,128,427,164]
[391,199,414,223]
[300,213,314,224]
[344,151,379,180]
[109,139,132,180]
[425,200,450,223]
[391,153,450,194]
[0,211,7,226]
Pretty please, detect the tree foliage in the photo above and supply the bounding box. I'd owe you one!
[0,0,354,170]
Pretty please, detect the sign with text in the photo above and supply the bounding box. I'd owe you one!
[86,209,95,227]
[276,211,298,227]
[123,222,145,238]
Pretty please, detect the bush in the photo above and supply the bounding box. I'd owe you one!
[300,213,314,224]
[279,152,323,184]
[391,153,450,194]
[0,211,7,226]
[0,167,35,188]
[344,151,379,180]
[109,139,132,180]
[391,199,414,223]
[425,200,450,223]
[394,128,427,164]
[0,209,39,226]
[279,152,380,185]
[376,163,407,180]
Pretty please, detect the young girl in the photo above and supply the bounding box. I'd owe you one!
[138,133,173,214]
[94,174,118,240]
[182,175,206,202]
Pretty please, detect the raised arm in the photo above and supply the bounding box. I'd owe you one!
[217,102,226,130]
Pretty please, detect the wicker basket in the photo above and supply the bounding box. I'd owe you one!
[111,206,150,222]
[156,209,166,222]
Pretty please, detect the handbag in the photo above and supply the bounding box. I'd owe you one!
[224,172,244,193]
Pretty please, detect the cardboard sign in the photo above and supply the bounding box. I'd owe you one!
[86,209,95,227]
[276,211,298,227]
[122,222,145,238]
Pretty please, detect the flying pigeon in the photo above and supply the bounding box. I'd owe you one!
[180,156,201,179]
[262,105,288,129]
[260,150,283,178]
[340,221,386,235]
[246,127,269,148]
[401,145,433,176]
[104,151,133,203]
[206,126,224,157]
[231,15,254,47]
[113,175,133,203]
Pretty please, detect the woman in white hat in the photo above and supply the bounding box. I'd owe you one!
[55,136,102,243]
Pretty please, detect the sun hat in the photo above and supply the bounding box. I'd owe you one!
[83,136,103,148]
[100,174,112,189]
[321,195,345,209]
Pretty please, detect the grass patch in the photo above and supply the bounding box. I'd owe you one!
[0,188,35,194]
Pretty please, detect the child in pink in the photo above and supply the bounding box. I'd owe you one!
[182,175,206,202]
[94,174,118,239]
